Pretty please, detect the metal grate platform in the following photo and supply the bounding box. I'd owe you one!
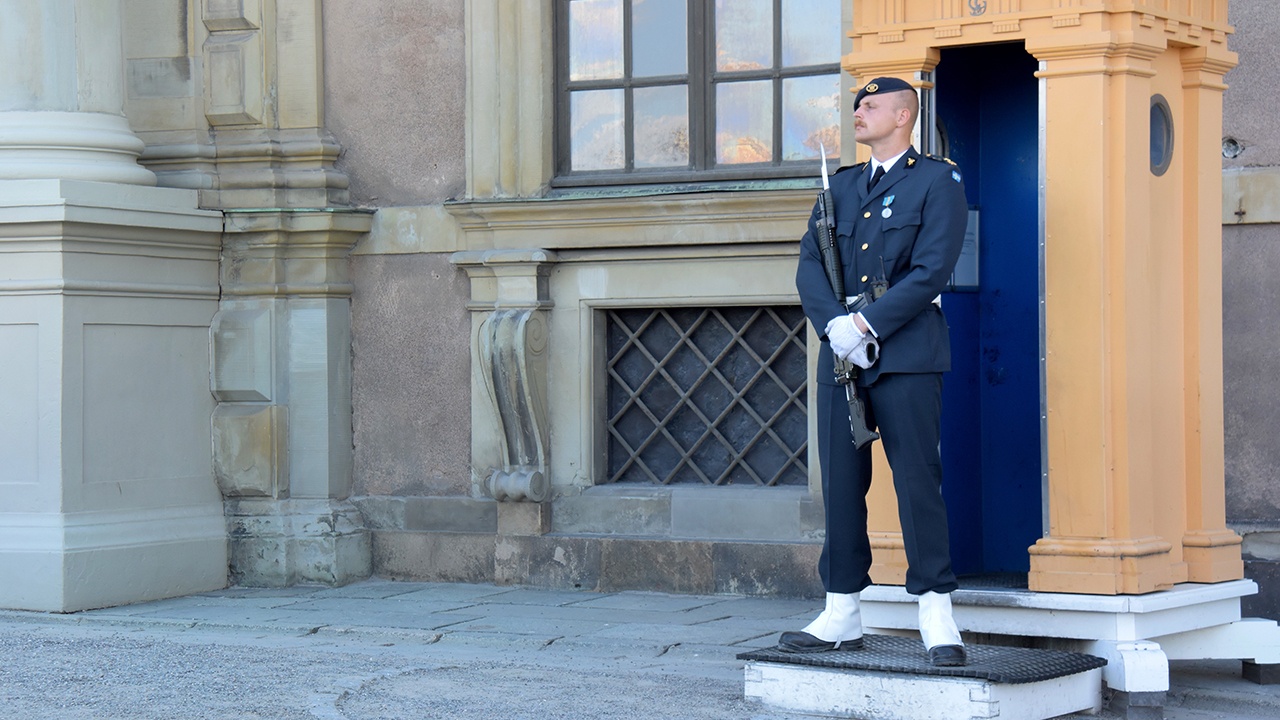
[738,633,1106,684]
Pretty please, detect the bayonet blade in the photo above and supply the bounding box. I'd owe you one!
[820,143,830,191]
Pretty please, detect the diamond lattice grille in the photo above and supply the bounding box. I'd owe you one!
[605,306,808,486]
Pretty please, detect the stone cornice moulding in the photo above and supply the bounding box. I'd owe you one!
[219,208,373,299]
[852,3,1231,37]
[446,189,816,252]
[850,3,1232,74]
[1179,43,1240,87]
[0,181,222,246]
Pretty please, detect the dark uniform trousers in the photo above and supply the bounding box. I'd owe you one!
[816,372,957,596]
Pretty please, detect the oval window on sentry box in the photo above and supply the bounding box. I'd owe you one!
[1150,94,1174,176]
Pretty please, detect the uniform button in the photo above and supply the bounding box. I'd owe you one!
[861,275,868,282]
[861,243,869,251]
[863,211,872,219]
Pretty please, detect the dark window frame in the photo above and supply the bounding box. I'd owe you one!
[1150,94,1174,177]
[553,0,841,188]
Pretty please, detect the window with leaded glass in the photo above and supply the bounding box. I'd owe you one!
[556,0,843,186]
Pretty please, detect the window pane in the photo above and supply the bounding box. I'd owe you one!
[782,74,840,161]
[571,89,626,171]
[633,0,687,77]
[634,85,690,168]
[570,0,623,81]
[781,0,842,67]
[715,0,772,72]
[716,80,772,164]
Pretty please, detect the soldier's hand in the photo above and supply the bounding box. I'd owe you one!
[825,314,864,359]
[849,336,878,369]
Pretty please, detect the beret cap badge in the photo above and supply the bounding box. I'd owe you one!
[854,76,916,108]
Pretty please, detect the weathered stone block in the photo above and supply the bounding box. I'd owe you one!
[403,496,497,533]
[799,496,825,538]
[371,530,495,584]
[552,486,672,536]
[497,502,551,536]
[211,306,274,403]
[1242,559,1280,621]
[350,496,406,530]
[713,541,823,598]
[227,512,289,586]
[226,499,370,587]
[671,486,808,541]
[213,404,287,498]
[494,535,601,590]
[599,538,714,594]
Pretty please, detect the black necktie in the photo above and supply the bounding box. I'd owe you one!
[869,165,886,192]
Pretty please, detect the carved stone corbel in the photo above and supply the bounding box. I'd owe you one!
[479,308,551,502]
[450,249,557,503]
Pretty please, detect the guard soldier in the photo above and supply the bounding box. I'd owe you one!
[786,76,969,667]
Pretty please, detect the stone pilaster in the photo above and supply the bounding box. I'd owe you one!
[1025,33,1178,595]
[132,0,374,586]
[1178,44,1245,584]
[192,0,348,208]
[465,0,554,198]
[213,209,375,587]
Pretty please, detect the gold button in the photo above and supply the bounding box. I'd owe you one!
[861,275,868,282]
[863,211,871,219]
[861,243,869,251]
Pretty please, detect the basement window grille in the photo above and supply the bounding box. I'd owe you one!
[605,305,808,485]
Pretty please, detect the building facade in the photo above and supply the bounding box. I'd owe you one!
[2,0,1279,620]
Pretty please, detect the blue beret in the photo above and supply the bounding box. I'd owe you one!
[854,77,916,109]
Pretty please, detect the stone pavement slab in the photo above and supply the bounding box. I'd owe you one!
[569,591,724,613]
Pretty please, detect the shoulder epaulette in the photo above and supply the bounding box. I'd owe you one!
[924,154,958,166]
[832,161,867,175]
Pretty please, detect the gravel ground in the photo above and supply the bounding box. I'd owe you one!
[0,620,781,720]
[4,580,1279,720]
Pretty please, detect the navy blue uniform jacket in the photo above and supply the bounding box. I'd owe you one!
[796,148,968,387]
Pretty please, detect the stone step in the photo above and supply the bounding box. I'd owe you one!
[738,633,1107,720]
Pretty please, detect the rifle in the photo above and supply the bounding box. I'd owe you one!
[816,146,880,450]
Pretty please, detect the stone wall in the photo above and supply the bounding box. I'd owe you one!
[325,0,473,505]
[1223,0,1280,621]
[323,0,467,207]
[349,252,472,498]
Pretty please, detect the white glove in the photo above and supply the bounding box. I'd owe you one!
[848,335,879,369]
[825,314,864,359]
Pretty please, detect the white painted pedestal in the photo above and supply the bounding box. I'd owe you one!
[743,581,1280,719]
[861,580,1280,695]
[745,660,1103,720]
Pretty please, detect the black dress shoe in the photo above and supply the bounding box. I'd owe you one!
[777,631,865,654]
[928,644,967,667]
